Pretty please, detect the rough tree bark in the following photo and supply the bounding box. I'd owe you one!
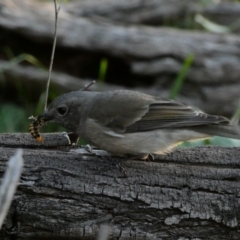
[0,133,240,239]
[1,0,240,116]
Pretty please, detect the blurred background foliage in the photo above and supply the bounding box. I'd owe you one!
[0,0,240,148]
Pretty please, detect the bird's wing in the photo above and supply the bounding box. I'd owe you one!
[89,90,154,132]
[126,100,229,133]
[89,90,229,134]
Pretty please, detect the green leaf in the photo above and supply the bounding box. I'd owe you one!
[169,54,194,99]
[98,58,108,82]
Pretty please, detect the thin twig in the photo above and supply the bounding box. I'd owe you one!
[0,149,23,229]
[81,80,96,91]
[44,0,62,110]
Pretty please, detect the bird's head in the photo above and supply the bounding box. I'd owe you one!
[38,91,97,131]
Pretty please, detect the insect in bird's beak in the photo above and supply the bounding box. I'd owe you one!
[28,116,45,142]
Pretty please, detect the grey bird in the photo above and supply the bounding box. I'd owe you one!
[38,90,240,157]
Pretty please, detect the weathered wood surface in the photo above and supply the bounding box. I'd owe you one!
[1,0,240,117]
[65,0,203,24]
[0,133,71,148]
[204,2,240,30]
[65,0,240,34]
[0,133,240,239]
[68,0,240,34]
[2,0,240,75]
[0,60,121,93]
[64,0,240,29]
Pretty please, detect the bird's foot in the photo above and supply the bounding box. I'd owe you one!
[127,153,155,161]
[84,144,93,153]
[67,132,79,147]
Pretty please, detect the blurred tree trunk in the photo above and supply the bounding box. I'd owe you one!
[1,0,240,116]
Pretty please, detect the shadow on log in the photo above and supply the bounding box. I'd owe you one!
[0,133,240,239]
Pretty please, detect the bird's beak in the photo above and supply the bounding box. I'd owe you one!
[37,112,54,122]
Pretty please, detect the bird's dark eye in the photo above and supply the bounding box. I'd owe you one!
[57,106,67,116]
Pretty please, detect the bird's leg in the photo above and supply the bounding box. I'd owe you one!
[127,153,155,161]
[84,144,93,153]
[67,132,79,147]
[58,132,79,152]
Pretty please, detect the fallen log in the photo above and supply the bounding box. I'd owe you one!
[0,133,240,239]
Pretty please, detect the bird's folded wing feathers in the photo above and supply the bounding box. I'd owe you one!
[126,101,229,133]
[89,91,155,131]
[89,92,229,134]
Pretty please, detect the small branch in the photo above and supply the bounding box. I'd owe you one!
[44,0,62,110]
[0,149,23,229]
[81,80,96,91]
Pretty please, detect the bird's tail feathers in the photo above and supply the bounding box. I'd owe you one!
[191,124,240,140]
